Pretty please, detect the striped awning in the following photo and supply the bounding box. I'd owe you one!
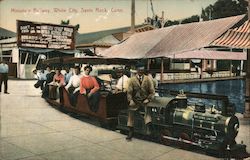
[211,20,250,49]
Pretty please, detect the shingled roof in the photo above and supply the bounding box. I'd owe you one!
[76,24,155,47]
[100,14,245,59]
[0,27,16,39]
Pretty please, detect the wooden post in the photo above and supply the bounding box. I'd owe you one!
[160,58,164,83]
[147,59,151,70]
[244,0,250,118]
[230,60,232,77]
[240,60,244,76]
[230,48,233,77]
[161,11,164,28]
[200,59,203,79]
[244,49,250,118]
[93,47,96,55]
[24,52,29,65]
[131,0,135,33]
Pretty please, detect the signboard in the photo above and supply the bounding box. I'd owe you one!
[17,20,75,49]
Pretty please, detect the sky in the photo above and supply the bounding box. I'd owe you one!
[0,0,217,33]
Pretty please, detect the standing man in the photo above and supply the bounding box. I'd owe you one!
[126,62,155,141]
[0,61,9,94]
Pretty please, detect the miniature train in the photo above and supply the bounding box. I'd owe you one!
[117,92,243,157]
[44,86,246,158]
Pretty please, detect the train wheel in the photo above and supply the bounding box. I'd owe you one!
[179,132,191,149]
[160,129,172,146]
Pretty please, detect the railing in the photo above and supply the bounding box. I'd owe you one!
[155,71,246,81]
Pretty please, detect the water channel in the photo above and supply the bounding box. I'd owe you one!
[159,79,245,113]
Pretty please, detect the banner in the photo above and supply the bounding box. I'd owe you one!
[17,20,75,49]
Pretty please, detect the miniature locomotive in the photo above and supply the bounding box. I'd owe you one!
[117,91,244,156]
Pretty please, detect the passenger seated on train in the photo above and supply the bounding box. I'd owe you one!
[80,65,100,112]
[64,67,73,84]
[48,67,65,100]
[124,65,132,78]
[114,67,129,93]
[42,66,55,98]
[33,68,47,90]
[147,71,159,96]
[65,66,82,106]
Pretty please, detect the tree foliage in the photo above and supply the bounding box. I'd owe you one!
[61,20,70,25]
[164,15,200,27]
[201,0,248,21]
[164,0,248,27]
[181,15,200,24]
[60,20,80,31]
[164,20,180,27]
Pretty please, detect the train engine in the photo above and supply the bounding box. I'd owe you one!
[117,92,245,156]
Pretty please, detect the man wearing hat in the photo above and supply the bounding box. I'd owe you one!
[114,66,129,93]
[126,62,155,141]
[0,61,9,94]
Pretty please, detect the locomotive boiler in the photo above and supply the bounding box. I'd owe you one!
[117,91,245,156]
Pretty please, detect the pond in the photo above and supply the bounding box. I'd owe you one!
[159,79,245,113]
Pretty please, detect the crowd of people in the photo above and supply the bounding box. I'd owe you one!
[33,63,159,141]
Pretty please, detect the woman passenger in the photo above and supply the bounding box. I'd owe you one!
[80,65,100,112]
[53,68,65,86]
[49,67,65,101]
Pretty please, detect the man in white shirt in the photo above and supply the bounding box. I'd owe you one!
[65,66,81,106]
[114,67,129,93]
[33,68,48,90]
[0,61,9,94]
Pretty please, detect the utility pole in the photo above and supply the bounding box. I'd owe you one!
[244,0,250,118]
[131,0,135,33]
[161,11,164,28]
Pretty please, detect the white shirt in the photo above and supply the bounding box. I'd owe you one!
[34,70,47,80]
[40,72,47,81]
[65,71,73,84]
[65,74,82,93]
[116,75,129,91]
[0,63,8,73]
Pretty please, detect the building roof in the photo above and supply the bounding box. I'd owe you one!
[0,27,16,39]
[92,35,120,47]
[76,24,155,47]
[99,14,245,59]
[211,20,250,49]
